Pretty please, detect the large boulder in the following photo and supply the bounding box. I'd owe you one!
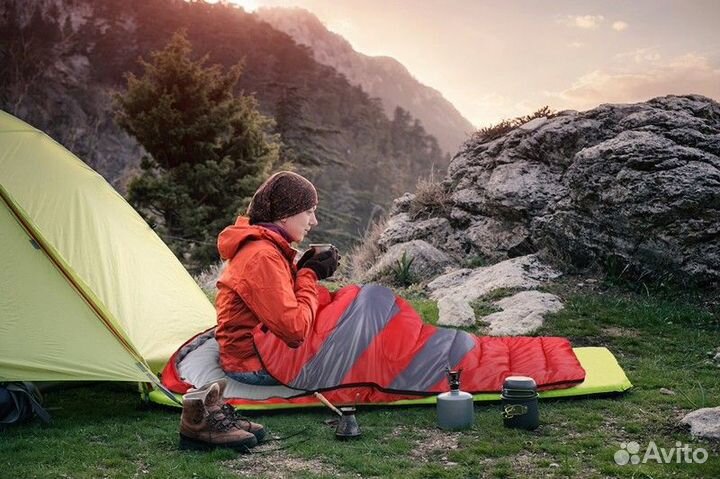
[374,95,720,286]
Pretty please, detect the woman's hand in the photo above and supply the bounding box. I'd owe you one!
[296,248,316,270]
[301,249,340,280]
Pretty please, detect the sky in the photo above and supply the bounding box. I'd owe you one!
[224,0,720,127]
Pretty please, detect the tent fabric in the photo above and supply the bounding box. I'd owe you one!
[149,346,632,410]
[161,284,587,404]
[0,110,215,382]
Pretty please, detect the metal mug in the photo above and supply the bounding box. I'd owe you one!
[309,243,334,254]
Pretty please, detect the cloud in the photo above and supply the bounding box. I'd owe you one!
[568,41,585,49]
[615,48,662,64]
[612,21,629,31]
[559,15,605,29]
[544,53,720,111]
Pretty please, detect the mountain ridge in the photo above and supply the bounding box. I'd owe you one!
[256,6,475,156]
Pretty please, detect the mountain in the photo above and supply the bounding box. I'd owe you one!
[256,7,475,156]
[0,0,449,257]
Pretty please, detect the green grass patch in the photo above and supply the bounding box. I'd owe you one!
[2,286,719,478]
[469,297,502,318]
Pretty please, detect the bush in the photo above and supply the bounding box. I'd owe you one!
[470,106,557,144]
[391,251,415,287]
[409,169,451,220]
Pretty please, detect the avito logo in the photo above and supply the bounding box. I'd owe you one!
[614,441,708,465]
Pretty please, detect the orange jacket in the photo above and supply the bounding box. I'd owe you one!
[215,217,319,373]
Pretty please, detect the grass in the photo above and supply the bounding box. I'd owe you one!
[408,170,451,221]
[2,281,719,478]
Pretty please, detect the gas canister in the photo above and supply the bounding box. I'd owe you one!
[437,369,474,430]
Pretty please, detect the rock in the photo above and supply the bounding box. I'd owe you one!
[711,347,720,364]
[659,388,676,396]
[466,217,533,260]
[428,255,562,332]
[436,296,476,327]
[373,95,720,287]
[427,255,561,301]
[362,240,455,284]
[378,214,452,250]
[389,192,415,215]
[518,117,547,132]
[535,125,720,284]
[482,291,563,335]
[680,407,720,440]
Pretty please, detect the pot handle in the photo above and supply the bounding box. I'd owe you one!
[501,404,528,418]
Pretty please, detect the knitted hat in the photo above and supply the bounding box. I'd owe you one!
[247,171,318,224]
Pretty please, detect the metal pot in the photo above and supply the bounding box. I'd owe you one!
[501,376,539,430]
[335,407,361,440]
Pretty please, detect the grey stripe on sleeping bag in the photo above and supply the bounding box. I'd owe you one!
[289,284,398,389]
[390,328,476,391]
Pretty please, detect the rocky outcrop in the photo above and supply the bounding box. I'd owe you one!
[371,95,720,287]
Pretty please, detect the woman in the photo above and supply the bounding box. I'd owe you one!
[214,171,339,386]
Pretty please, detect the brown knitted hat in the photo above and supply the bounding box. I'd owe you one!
[247,171,318,224]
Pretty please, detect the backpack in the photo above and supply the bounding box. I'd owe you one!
[0,382,51,428]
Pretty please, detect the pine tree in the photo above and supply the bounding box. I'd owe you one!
[114,31,278,272]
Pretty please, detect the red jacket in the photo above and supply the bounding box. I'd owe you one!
[215,217,319,373]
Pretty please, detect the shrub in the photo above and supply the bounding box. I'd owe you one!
[464,255,488,268]
[391,251,415,287]
[409,169,451,220]
[470,106,557,144]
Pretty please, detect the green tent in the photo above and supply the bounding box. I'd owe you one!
[0,110,215,385]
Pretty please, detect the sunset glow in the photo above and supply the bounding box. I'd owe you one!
[248,0,718,127]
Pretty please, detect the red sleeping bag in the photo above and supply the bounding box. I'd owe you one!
[162,284,586,406]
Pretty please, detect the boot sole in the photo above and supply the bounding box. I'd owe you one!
[179,433,257,452]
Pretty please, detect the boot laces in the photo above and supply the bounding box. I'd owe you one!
[220,404,253,429]
[208,409,238,432]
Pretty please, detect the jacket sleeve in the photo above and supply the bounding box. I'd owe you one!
[233,250,319,347]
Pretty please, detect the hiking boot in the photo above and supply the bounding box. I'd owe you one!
[188,378,267,442]
[179,382,257,452]
[220,403,267,442]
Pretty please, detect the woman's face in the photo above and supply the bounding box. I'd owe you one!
[277,206,318,242]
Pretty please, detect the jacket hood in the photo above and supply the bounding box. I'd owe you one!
[217,216,296,261]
